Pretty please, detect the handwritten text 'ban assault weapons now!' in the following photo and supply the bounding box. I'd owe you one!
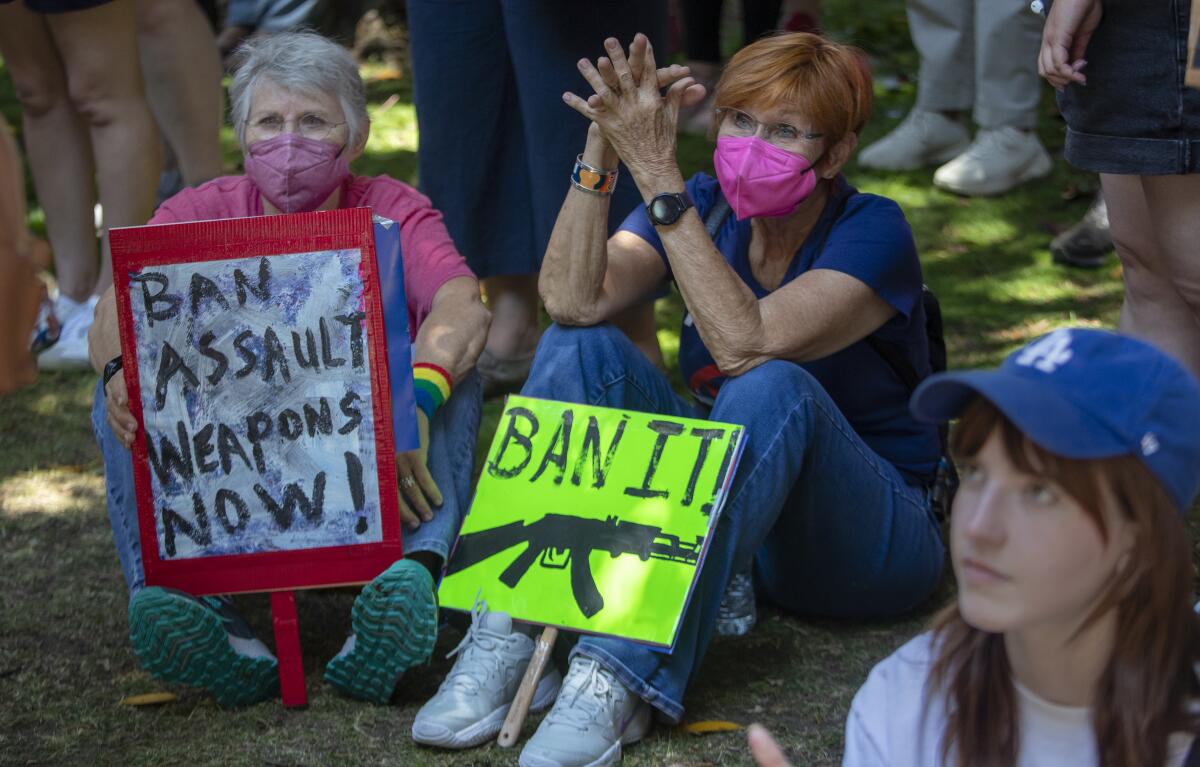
[128,249,386,560]
[439,396,745,648]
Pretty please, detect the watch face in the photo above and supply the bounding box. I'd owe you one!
[650,193,689,225]
[650,196,676,223]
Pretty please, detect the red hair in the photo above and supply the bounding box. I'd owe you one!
[711,32,873,147]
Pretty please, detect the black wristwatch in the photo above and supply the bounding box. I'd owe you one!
[103,356,123,388]
[647,192,693,227]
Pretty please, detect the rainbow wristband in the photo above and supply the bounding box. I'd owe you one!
[571,154,618,195]
[413,363,452,422]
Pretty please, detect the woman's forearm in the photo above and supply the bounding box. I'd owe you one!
[538,129,619,325]
[88,288,123,374]
[411,276,490,384]
[628,165,767,374]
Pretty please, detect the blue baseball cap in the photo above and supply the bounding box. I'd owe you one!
[911,328,1200,511]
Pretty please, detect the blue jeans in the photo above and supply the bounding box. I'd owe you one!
[91,373,482,596]
[522,324,945,721]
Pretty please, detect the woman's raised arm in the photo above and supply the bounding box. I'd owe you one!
[539,124,666,326]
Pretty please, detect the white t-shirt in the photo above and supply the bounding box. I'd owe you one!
[843,633,1196,767]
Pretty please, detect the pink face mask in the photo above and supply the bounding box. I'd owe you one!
[243,133,350,213]
[713,135,821,220]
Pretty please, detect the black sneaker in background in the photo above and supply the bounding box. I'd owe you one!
[1052,192,1114,269]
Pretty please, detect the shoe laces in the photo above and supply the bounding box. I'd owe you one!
[442,598,505,694]
[544,659,620,732]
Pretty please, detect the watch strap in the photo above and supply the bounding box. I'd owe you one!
[648,192,693,226]
[103,356,123,388]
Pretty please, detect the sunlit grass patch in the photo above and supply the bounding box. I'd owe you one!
[0,469,104,517]
[365,98,418,155]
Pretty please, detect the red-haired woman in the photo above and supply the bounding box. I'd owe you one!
[844,328,1200,767]
[410,32,947,766]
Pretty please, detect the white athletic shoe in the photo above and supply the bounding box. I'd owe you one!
[519,657,651,767]
[932,126,1052,196]
[37,294,97,371]
[857,109,971,171]
[412,604,562,749]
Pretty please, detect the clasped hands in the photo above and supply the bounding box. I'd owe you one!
[563,33,708,183]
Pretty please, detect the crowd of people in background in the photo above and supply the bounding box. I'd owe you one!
[3,0,1200,765]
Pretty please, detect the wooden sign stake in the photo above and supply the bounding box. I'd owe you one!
[498,626,559,748]
[270,591,307,708]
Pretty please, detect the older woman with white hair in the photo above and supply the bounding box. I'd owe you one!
[87,31,490,707]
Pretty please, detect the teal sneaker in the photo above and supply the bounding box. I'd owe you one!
[127,587,278,708]
[323,558,438,704]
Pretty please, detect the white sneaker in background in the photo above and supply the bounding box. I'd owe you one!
[932,126,1052,196]
[519,657,651,767]
[857,109,971,171]
[37,294,97,371]
[412,604,561,749]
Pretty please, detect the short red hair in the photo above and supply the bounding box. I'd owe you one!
[711,32,873,148]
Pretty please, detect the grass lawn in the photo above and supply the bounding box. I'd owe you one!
[0,3,1129,765]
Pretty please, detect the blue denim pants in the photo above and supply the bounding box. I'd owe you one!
[522,324,945,721]
[91,373,482,596]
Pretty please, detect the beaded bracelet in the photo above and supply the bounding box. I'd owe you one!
[413,362,452,422]
[571,154,618,195]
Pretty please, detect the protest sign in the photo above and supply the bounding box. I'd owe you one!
[110,208,413,597]
[440,395,745,649]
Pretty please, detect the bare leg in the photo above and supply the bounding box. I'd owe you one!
[1140,173,1200,376]
[47,0,161,295]
[0,113,43,393]
[482,273,542,359]
[0,4,98,303]
[1102,173,1200,377]
[135,0,224,186]
[611,301,665,370]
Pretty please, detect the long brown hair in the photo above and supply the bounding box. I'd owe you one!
[928,397,1200,767]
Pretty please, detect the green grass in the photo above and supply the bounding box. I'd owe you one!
[0,4,1126,765]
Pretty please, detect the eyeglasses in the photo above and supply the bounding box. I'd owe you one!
[714,107,823,150]
[245,113,346,141]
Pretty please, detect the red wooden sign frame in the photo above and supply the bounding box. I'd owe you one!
[110,207,402,597]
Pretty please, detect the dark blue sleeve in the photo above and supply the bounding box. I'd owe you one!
[813,194,923,319]
[615,173,718,270]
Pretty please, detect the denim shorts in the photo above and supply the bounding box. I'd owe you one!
[1056,0,1200,175]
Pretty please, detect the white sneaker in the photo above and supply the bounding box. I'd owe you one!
[857,109,970,171]
[933,126,1052,196]
[519,657,651,767]
[412,604,562,749]
[37,294,98,371]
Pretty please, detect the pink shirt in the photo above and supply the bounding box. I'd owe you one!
[149,174,476,337]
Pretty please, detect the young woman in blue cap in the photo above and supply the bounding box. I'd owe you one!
[840,327,1200,767]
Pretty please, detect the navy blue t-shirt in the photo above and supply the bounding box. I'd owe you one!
[619,172,940,485]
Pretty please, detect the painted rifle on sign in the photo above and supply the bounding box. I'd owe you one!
[444,514,703,618]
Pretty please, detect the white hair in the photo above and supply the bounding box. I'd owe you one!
[228,31,369,150]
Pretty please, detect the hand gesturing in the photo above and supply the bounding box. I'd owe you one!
[563,33,706,181]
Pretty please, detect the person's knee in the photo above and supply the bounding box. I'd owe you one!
[716,360,821,417]
[10,68,68,119]
[536,322,625,358]
[1114,231,1175,305]
[66,69,136,128]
